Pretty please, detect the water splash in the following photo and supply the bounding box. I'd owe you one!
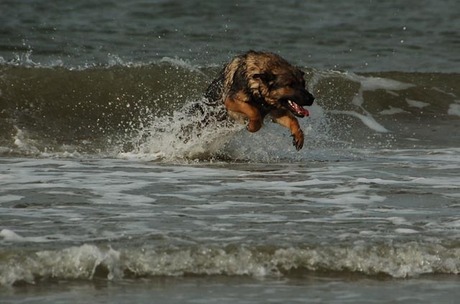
[118,98,244,162]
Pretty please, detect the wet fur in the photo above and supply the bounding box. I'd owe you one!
[205,51,314,150]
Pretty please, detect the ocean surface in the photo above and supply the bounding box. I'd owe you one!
[1,0,460,303]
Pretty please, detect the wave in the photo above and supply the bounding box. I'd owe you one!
[1,239,459,286]
[1,60,459,161]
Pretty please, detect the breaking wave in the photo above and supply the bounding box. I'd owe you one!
[1,238,459,286]
[1,59,459,161]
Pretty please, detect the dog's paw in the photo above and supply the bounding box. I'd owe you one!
[247,119,262,132]
[291,129,304,151]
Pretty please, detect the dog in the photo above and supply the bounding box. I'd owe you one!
[205,51,315,150]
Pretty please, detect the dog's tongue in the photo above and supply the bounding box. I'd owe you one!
[288,100,310,117]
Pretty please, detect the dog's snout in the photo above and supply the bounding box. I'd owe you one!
[303,90,315,106]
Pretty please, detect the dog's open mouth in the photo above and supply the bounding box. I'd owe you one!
[286,100,310,118]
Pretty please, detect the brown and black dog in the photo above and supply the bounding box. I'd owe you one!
[205,50,315,150]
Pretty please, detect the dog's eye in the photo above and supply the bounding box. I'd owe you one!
[253,73,275,83]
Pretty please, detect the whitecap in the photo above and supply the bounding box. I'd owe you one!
[447,103,460,117]
[0,229,24,241]
[395,228,419,234]
[346,73,415,91]
[406,98,430,108]
[330,110,389,133]
[380,106,409,115]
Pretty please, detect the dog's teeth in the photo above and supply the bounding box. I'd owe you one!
[288,100,297,110]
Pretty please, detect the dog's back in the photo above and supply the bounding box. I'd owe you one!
[204,68,225,106]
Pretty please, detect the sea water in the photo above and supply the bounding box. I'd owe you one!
[1,0,460,303]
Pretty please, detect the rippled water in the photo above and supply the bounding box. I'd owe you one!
[1,0,459,303]
[1,149,460,302]
[1,0,459,71]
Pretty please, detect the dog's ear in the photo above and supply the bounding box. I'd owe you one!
[295,68,305,77]
[253,73,276,86]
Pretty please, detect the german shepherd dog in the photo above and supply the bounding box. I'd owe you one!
[205,51,315,150]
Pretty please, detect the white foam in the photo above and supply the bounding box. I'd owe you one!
[119,100,245,162]
[331,110,389,133]
[0,229,59,243]
[387,217,411,226]
[117,151,165,162]
[107,53,125,66]
[36,244,122,280]
[0,244,123,285]
[362,77,413,91]
[0,229,25,241]
[0,194,23,203]
[160,56,204,73]
[346,73,415,91]
[1,242,459,286]
[406,98,430,108]
[444,219,460,228]
[380,106,409,115]
[332,73,410,133]
[355,178,400,185]
[395,228,419,234]
[447,103,460,116]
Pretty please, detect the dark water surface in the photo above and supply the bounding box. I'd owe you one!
[1,1,459,303]
[1,0,459,71]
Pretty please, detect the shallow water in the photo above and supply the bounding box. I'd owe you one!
[3,275,460,304]
[1,0,460,303]
[1,150,460,302]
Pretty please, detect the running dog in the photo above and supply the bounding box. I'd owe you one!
[205,51,314,150]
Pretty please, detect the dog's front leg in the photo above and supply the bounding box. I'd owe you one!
[224,97,262,132]
[270,109,304,150]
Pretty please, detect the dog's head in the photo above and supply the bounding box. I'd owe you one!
[246,52,315,117]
